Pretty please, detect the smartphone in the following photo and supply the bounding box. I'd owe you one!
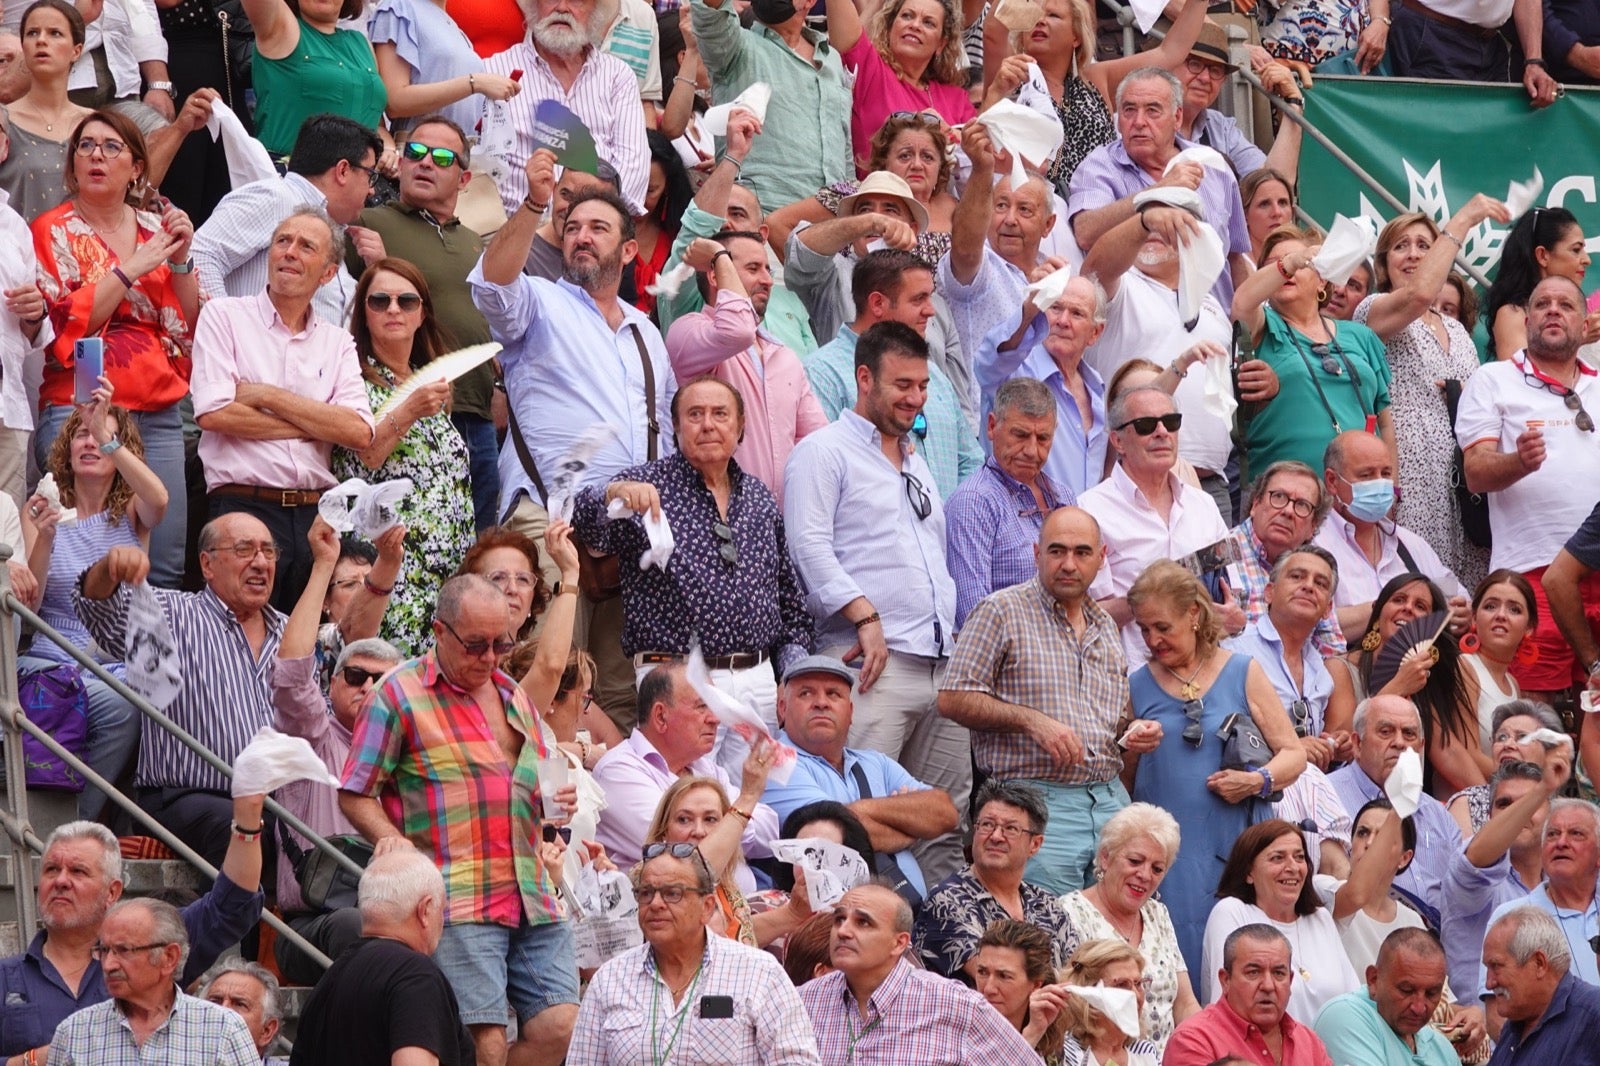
[74,338,103,404]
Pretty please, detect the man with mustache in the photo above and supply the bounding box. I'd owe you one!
[482,0,649,214]
[1480,906,1600,1063]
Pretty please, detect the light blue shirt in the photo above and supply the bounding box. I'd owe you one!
[1439,847,1532,1000]
[468,261,676,517]
[1313,990,1458,1066]
[1483,881,1600,990]
[974,311,1107,500]
[783,410,956,657]
[802,325,982,500]
[1224,614,1334,736]
[762,731,928,894]
[366,0,485,135]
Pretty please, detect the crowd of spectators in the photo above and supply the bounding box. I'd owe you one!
[4,0,1600,1061]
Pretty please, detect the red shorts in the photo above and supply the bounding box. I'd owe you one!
[1512,565,1600,692]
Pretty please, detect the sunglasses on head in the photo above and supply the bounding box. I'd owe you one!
[401,141,461,168]
[341,665,386,687]
[889,111,943,129]
[366,292,422,312]
[1115,413,1183,435]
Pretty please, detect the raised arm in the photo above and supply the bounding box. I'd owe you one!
[1082,205,1200,298]
[949,123,997,286]
[1361,194,1509,339]
[374,49,519,118]
[1330,806,1400,919]
[241,0,300,58]
[1085,0,1208,104]
[482,150,556,284]
[520,521,583,717]
[824,0,866,54]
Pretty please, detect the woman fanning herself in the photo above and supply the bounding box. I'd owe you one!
[332,258,473,653]
[1234,225,1395,474]
[32,110,200,588]
[1354,196,1508,588]
[825,0,973,175]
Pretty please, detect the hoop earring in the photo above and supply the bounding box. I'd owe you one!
[1317,286,1329,303]
[1458,629,1481,654]
[1361,628,1382,652]
[1513,638,1541,670]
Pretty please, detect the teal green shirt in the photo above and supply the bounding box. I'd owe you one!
[253,21,387,157]
[1313,990,1458,1066]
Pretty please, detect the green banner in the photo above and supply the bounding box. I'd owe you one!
[1298,76,1600,289]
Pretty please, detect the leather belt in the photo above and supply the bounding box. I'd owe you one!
[634,650,769,671]
[1395,0,1500,40]
[212,484,325,507]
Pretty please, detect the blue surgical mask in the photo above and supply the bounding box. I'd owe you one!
[1343,476,1395,523]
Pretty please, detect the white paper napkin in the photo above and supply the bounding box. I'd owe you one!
[204,100,277,189]
[1384,748,1424,819]
[606,497,675,572]
[704,83,772,136]
[978,100,1065,188]
[685,643,797,783]
[1025,262,1074,311]
[646,261,696,299]
[1506,167,1545,220]
[1065,985,1142,1038]
[1311,214,1380,287]
[771,837,871,910]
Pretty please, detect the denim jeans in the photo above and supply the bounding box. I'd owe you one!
[451,411,501,533]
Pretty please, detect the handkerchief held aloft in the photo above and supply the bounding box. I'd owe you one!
[205,100,278,189]
[1064,985,1142,1038]
[1203,348,1237,421]
[606,497,675,572]
[125,583,183,710]
[1506,167,1544,221]
[771,837,871,910]
[1025,262,1074,312]
[685,642,797,783]
[1311,214,1380,287]
[1126,0,1164,31]
[978,100,1065,188]
[647,261,696,299]
[546,424,620,523]
[231,727,341,796]
[1384,747,1424,819]
[318,478,413,539]
[704,83,772,135]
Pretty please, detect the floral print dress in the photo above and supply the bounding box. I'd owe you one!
[333,371,476,655]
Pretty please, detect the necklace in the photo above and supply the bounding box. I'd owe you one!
[1280,915,1313,982]
[1158,654,1209,700]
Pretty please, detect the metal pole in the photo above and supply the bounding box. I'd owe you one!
[0,544,38,937]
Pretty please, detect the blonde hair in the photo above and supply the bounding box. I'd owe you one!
[1009,0,1094,73]
[867,0,966,87]
[1056,939,1147,1045]
[1126,560,1222,654]
[645,776,738,890]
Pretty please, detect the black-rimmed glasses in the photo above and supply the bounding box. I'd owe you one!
[1182,697,1205,746]
[1114,413,1183,435]
[902,471,932,521]
[1262,489,1316,519]
[75,138,126,158]
[1523,371,1596,432]
[712,521,739,567]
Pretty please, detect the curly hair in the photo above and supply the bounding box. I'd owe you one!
[866,114,953,197]
[866,0,966,88]
[47,405,147,525]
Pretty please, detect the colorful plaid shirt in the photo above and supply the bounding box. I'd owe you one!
[1224,517,1346,657]
[940,577,1129,784]
[798,961,1044,1064]
[340,651,562,928]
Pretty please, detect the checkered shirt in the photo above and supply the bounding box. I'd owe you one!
[1225,518,1346,656]
[47,989,258,1066]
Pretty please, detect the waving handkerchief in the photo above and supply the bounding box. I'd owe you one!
[35,473,77,525]
[686,643,797,783]
[231,728,340,796]
[647,261,696,299]
[1506,167,1544,221]
[1025,262,1074,311]
[1164,145,1231,176]
[606,497,675,571]
[1127,0,1163,31]
[205,100,276,189]
[1064,985,1142,1038]
[547,425,620,523]
[571,862,642,967]
[978,100,1065,188]
[1384,747,1424,819]
[704,83,772,135]
[318,477,412,538]
[1312,214,1380,287]
[771,838,871,910]
[1133,188,1227,330]
[1014,58,1057,123]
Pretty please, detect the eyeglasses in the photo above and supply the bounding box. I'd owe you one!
[341,665,386,687]
[75,138,126,158]
[1114,413,1183,435]
[974,818,1039,840]
[1310,342,1345,376]
[486,569,537,592]
[711,521,739,567]
[352,161,379,185]
[436,617,516,658]
[902,471,932,521]
[911,411,928,441]
[1522,370,1596,432]
[1493,730,1534,746]
[366,292,423,312]
[1182,697,1205,746]
[401,141,462,168]
[207,540,281,561]
[91,941,170,960]
[633,883,704,904]
[1262,488,1315,519]
[1184,56,1227,79]
[889,111,944,129]
[1287,698,1310,737]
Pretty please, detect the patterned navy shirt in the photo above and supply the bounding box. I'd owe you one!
[573,454,813,670]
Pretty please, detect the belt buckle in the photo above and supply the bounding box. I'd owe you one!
[281,490,298,507]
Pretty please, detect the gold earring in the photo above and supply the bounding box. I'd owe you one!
[1361,628,1382,652]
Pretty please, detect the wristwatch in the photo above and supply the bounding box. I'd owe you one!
[99,437,124,456]
[146,80,174,93]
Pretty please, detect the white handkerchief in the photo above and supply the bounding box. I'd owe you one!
[1524,727,1573,751]
[318,477,412,538]
[704,83,772,135]
[547,425,619,523]
[231,727,341,796]
[1164,145,1231,176]
[1025,263,1074,311]
[1127,0,1164,32]
[571,863,643,968]
[1176,221,1226,330]
[560,752,608,889]
[125,583,182,710]
[685,643,797,783]
[1312,214,1380,287]
[646,261,696,299]
[1065,985,1142,1038]
[1015,58,1057,123]
[978,100,1065,188]
[1203,349,1237,421]
[204,100,277,189]
[35,473,77,525]
[771,838,872,910]
[1583,691,1600,714]
[606,497,675,572]
[1384,747,1424,819]
[1506,167,1544,220]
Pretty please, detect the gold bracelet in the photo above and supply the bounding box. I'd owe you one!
[468,73,477,94]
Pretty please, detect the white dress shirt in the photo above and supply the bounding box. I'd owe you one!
[0,190,46,432]
[1312,512,1465,608]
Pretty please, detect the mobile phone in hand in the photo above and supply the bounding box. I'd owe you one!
[74,338,103,404]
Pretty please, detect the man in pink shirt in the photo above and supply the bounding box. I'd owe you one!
[665,230,827,504]
[1164,924,1334,1066]
[191,209,375,611]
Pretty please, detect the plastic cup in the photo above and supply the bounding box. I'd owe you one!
[537,756,570,821]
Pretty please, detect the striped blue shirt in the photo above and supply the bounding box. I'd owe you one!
[74,583,284,793]
[36,511,139,665]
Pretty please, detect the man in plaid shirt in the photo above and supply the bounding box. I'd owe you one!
[340,573,577,1066]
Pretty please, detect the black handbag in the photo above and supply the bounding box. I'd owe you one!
[1216,712,1282,801]
[1443,379,1493,549]
[279,824,373,912]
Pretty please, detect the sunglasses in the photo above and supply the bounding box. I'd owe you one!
[1182,697,1205,746]
[1309,342,1344,376]
[436,617,516,658]
[901,471,932,521]
[1115,413,1183,435]
[341,665,386,687]
[640,841,716,883]
[366,292,423,312]
[1523,371,1597,432]
[401,141,461,168]
[711,521,739,567]
[889,111,943,129]
[1287,698,1310,737]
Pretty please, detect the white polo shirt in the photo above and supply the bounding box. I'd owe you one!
[1083,267,1233,476]
[1455,351,1600,574]
[1312,512,1466,607]
[1080,463,1229,663]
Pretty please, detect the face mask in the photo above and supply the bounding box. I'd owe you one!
[749,0,797,23]
[1343,477,1395,523]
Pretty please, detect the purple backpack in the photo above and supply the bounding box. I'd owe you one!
[20,664,88,792]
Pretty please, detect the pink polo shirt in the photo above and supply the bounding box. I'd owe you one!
[842,35,974,175]
[1163,1000,1334,1066]
[664,290,828,506]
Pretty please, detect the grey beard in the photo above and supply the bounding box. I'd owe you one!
[535,16,590,56]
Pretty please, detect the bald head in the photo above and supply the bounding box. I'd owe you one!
[1036,506,1104,608]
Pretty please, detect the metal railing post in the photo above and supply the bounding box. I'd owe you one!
[0,544,38,937]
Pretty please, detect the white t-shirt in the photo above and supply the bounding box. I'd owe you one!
[1084,268,1233,474]
[1201,896,1360,1025]
[1455,352,1600,573]
[1313,874,1428,975]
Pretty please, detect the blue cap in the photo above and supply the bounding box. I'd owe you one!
[781,654,857,687]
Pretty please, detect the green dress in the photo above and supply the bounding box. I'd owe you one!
[252,18,387,156]
[333,372,476,655]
